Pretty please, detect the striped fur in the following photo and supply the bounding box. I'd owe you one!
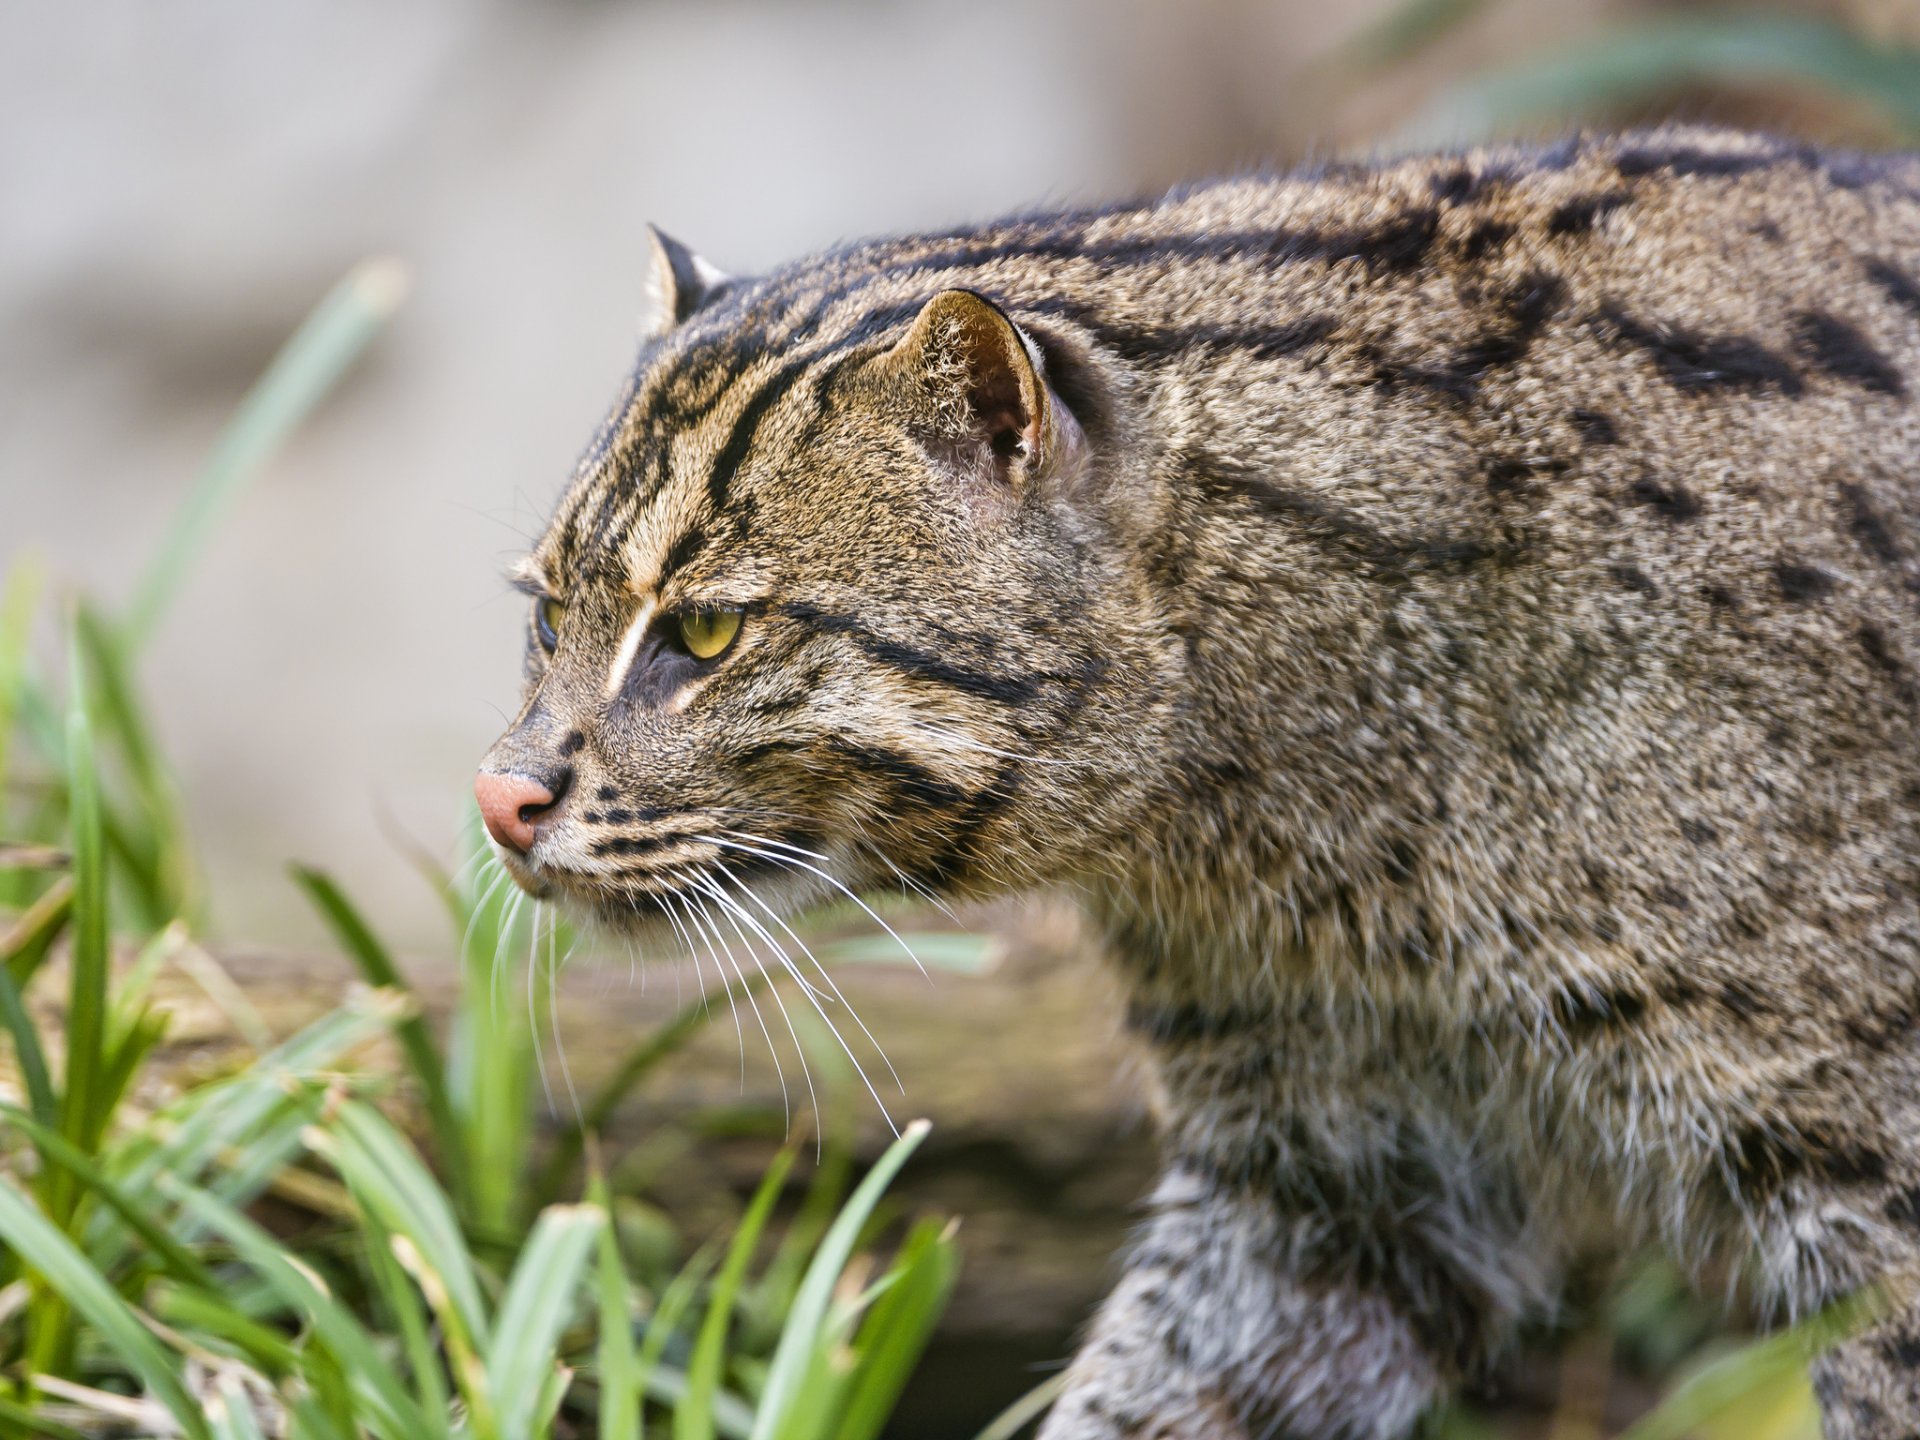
[481,127,1920,1437]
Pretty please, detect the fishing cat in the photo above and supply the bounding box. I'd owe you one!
[476,127,1920,1438]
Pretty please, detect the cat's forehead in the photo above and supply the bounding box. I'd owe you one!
[534,332,843,606]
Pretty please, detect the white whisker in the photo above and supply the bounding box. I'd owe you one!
[527,904,556,1113]
[692,870,899,1137]
[708,832,929,980]
[683,881,813,1138]
[712,859,905,1097]
[548,910,582,1124]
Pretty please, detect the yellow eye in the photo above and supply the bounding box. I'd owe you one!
[535,597,565,651]
[675,607,742,661]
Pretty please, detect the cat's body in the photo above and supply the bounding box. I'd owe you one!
[479,128,1920,1437]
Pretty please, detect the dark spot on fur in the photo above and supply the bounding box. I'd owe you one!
[1858,621,1900,674]
[1553,983,1649,1033]
[1703,582,1740,610]
[1610,563,1657,595]
[1838,481,1905,565]
[1334,206,1441,274]
[1616,145,1774,179]
[1384,837,1419,883]
[1628,475,1702,521]
[1864,257,1920,320]
[1715,979,1769,1019]
[1856,622,1917,704]
[1651,883,1690,909]
[1484,459,1531,495]
[1820,150,1900,189]
[1602,305,1804,396]
[1885,1185,1920,1229]
[1459,219,1515,261]
[1548,190,1632,235]
[1791,310,1905,396]
[1774,561,1838,602]
[1724,1121,1887,1196]
[1570,408,1619,445]
[596,785,618,802]
[560,731,585,756]
[1679,817,1718,844]
[1879,1333,1920,1369]
[1125,1001,1262,1044]
[1397,272,1566,401]
[1430,166,1479,204]
[1749,220,1783,242]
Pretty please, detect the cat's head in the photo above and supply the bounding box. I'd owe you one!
[476,229,1170,935]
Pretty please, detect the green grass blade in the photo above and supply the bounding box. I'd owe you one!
[58,623,110,1162]
[206,1374,271,1440]
[833,1217,959,1440]
[0,1177,214,1440]
[0,1391,89,1440]
[167,1177,433,1440]
[72,603,192,925]
[813,932,995,973]
[354,1203,454,1432]
[679,1148,797,1440]
[125,259,409,651]
[1339,0,1497,65]
[122,987,403,1200]
[593,1175,641,1440]
[150,1282,304,1376]
[972,1376,1068,1440]
[488,1204,605,1440]
[291,864,463,1198]
[750,1120,931,1440]
[447,844,537,1241]
[3,874,73,990]
[1405,15,1920,145]
[0,964,56,1124]
[0,1099,219,1291]
[635,1244,722,1440]
[1621,1285,1888,1440]
[311,1098,490,1351]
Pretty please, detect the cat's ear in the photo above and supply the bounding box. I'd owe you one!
[881,288,1083,495]
[645,224,732,332]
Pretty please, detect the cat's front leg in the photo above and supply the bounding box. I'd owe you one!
[1038,1165,1451,1440]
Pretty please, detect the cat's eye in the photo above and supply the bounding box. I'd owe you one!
[534,596,566,652]
[672,607,743,661]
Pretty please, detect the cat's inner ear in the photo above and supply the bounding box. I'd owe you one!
[645,224,732,332]
[884,288,1080,494]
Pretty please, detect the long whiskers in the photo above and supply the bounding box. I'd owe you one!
[707,832,930,980]
[681,881,815,1139]
[710,859,904,1097]
[685,869,898,1138]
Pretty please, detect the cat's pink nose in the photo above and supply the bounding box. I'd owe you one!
[474,770,562,855]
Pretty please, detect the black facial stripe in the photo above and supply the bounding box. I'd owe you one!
[825,736,972,812]
[911,758,1022,888]
[776,601,1044,706]
[589,827,705,859]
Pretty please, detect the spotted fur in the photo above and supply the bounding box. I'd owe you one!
[481,127,1920,1437]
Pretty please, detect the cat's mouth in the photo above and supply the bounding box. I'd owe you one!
[493,826,838,935]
